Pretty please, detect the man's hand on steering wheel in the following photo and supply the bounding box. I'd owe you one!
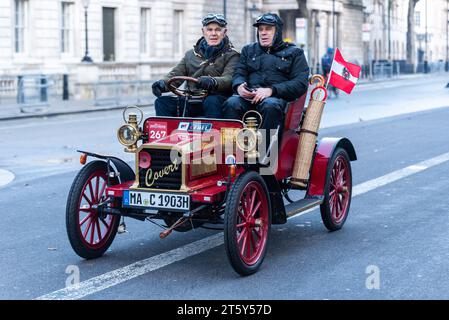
[197,76,218,91]
[166,76,209,99]
[152,80,167,97]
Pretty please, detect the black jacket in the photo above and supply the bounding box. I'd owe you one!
[232,38,310,102]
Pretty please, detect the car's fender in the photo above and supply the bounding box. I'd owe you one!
[306,137,356,197]
[261,174,287,225]
[77,150,135,183]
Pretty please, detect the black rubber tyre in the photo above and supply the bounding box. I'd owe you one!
[66,161,120,259]
[224,171,271,276]
[320,148,352,231]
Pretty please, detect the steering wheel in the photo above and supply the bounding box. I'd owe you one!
[166,76,209,99]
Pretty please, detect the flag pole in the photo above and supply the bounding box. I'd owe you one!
[325,48,337,89]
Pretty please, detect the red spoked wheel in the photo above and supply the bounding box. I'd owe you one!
[320,148,352,231]
[66,161,120,259]
[224,171,271,276]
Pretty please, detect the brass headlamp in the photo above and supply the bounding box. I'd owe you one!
[117,106,143,152]
[236,111,263,159]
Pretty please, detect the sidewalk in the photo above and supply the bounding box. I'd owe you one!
[357,72,431,85]
[0,72,447,122]
[0,97,156,121]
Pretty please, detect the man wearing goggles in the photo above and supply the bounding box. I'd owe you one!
[223,13,310,138]
[151,13,239,118]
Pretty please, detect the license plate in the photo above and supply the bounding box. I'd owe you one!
[122,190,190,211]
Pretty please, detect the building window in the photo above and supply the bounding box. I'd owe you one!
[415,11,420,27]
[140,8,151,54]
[174,10,183,56]
[61,2,73,53]
[103,7,116,61]
[14,0,28,53]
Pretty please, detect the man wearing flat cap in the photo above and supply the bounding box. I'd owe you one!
[152,14,240,118]
[223,13,310,139]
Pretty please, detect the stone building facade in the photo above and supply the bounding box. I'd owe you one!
[363,0,409,62]
[262,0,365,73]
[0,0,253,99]
[363,0,448,73]
[0,0,447,101]
[414,0,448,65]
[0,0,365,80]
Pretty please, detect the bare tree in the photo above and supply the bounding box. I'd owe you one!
[406,0,420,67]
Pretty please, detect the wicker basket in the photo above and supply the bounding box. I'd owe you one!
[290,98,326,189]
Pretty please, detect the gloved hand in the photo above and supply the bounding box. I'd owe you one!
[197,76,218,91]
[152,80,167,97]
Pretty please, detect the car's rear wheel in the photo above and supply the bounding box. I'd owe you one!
[224,171,271,276]
[320,148,352,231]
[66,161,120,259]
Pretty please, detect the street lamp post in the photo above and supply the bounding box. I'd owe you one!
[81,0,93,63]
[332,0,336,49]
[424,0,428,73]
[315,19,321,74]
[387,0,391,61]
[248,3,259,42]
[444,0,449,72]
[223,0,227,20]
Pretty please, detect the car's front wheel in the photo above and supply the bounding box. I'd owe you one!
[66,161,120,259]
[224,171,271,276]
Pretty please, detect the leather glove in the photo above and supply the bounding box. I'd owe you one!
[197,76,218,91]
[152,80,167,97]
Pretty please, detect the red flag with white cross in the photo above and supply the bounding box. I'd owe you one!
[327,48,361,94]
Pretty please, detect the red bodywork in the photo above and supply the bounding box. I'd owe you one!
[307,138,338,197]
[105,94,351,207]
[275,94,306,180]
[107,117,246,204]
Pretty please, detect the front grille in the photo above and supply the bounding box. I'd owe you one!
[138,148,182,190]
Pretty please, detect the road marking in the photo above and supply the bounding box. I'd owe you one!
[0,169,15,188]
[352,153,449,197]
[36,233,223,300]
[35,151,449,300]
[289,152,449,220]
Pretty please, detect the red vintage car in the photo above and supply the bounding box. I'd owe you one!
[66,76,357,276]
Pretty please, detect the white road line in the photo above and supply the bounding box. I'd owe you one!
[352,153,449,197]
[287,152,449,220]
[35,151,449,300]
[0,169,15,188]
[36,233,224,300]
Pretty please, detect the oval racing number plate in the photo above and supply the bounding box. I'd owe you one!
[147,121,167,143]
[123,190,190,211]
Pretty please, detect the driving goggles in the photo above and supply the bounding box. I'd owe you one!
[202,14,227,26]
[256,14,277,23]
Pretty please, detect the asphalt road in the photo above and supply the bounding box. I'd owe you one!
[0,75,449,300]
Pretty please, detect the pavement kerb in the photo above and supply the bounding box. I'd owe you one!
[357,73,435,86]
[0,73,447,122]
[0,103,154,122]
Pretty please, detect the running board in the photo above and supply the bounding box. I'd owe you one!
[285,197,323,218]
